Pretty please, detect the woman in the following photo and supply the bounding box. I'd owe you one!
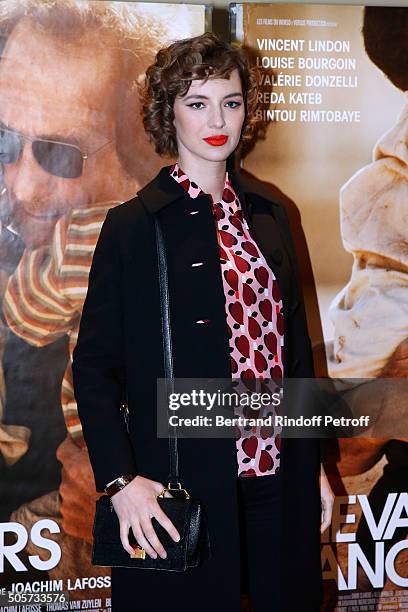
[72,32,334,612]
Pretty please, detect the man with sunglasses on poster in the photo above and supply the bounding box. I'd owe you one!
[0,0,164,589]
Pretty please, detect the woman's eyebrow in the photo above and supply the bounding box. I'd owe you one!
[183,92,243,101]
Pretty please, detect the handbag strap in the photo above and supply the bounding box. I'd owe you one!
[154,215,180,488]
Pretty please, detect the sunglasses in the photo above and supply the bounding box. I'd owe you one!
[0,124,113,179]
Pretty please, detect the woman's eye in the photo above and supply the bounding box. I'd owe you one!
[188,102,205,109]
[187,101,242,109]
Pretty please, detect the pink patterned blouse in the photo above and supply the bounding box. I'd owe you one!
[169,163,284,477]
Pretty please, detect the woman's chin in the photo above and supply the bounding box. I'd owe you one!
[196,145,236,162]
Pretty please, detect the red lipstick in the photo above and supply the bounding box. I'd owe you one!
[203,135,228,147]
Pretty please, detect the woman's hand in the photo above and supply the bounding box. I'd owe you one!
[110,475,181,559]
[320,463,334,534]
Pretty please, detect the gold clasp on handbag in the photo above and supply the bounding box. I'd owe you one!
[130,545,146,560]
[158,482,190,499]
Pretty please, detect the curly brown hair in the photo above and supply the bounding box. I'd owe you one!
[139,32,260,157]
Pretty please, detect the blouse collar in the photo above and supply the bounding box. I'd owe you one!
[137,164,256,217]
[169,161,239,206]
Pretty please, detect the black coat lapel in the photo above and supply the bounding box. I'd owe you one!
[137,164,294,308]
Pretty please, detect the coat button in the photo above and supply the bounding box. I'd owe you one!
[195,319,211,324]
[191,261,204,268]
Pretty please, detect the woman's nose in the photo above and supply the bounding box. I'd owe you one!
[208,107,226,129]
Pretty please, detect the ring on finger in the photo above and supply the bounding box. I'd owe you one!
[130,544,146,559]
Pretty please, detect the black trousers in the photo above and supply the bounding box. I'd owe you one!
[238,473,283,612]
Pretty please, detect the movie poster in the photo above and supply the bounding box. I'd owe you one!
[231,3,408,610]
[0,2,209,609]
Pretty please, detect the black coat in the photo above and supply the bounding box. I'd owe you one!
[72,165,323,612]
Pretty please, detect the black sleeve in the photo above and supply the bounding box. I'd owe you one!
[275,203,334,463]
[72,208,137,492]
[275,202,315,378]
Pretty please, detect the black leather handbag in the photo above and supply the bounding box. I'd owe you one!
[91,216,211,571]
